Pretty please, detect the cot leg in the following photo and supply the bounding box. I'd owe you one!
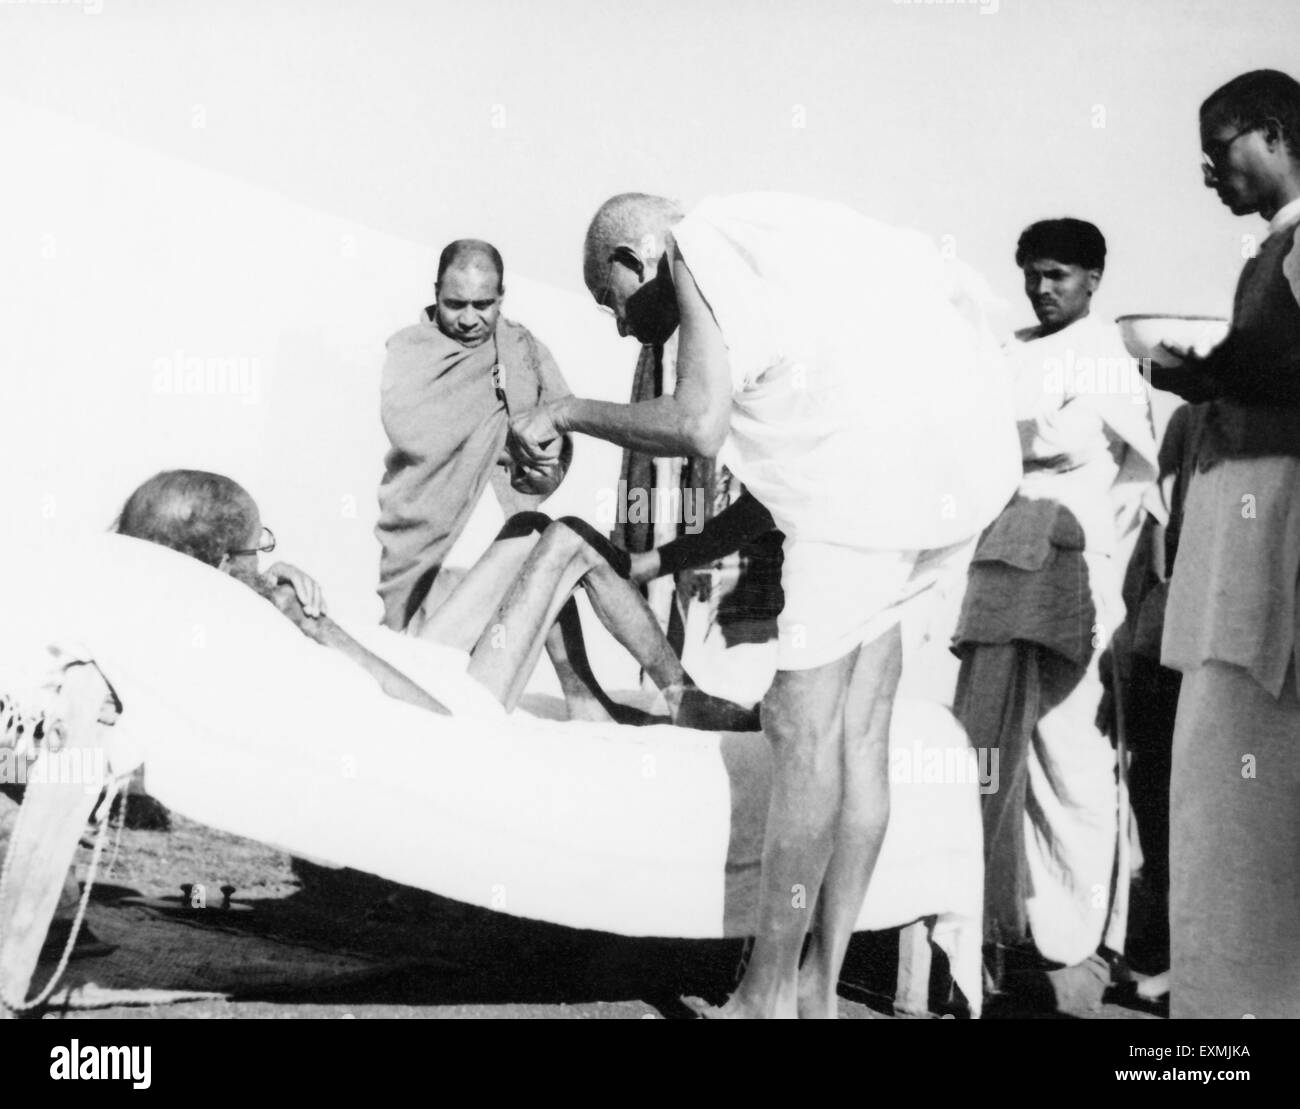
[0,667,110,1016]
[894,916,936,1018]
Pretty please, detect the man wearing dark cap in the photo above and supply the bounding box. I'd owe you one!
[376,239,573,631]
[952,217,1159,1013]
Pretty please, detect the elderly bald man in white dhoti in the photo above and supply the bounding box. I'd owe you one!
[509,192,1021,1017]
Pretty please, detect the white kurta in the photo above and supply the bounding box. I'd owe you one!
[958,313,1158,966]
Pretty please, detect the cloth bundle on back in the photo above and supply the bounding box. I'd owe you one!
[376,313,572,630]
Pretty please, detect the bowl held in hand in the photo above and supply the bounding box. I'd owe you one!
[1116,314,1229,367]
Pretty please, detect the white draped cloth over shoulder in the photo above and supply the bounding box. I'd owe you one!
[0,535,986,1011]
[670,192,1022,553]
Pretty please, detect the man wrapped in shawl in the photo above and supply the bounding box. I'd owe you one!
[376,240,573,631]
[952,219,1160,1013]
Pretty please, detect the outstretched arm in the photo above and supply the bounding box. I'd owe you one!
[509,256,734,460]
[258,580,451,716]
[510,334,577,496]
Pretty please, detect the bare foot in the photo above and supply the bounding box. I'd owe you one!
[684,993,796,1019]
[672,687,762,732]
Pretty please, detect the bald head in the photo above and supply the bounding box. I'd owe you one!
[583,193,683,292]
[436,239,505,291]
[116,470,259,569]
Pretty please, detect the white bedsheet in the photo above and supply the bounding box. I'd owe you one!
[0,535,983,1007]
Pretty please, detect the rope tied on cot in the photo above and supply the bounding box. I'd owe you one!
[0,748,129,1015]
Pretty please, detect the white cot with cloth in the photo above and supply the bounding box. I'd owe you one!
[0,535,983,1015]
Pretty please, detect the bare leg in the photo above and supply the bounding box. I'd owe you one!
[418,513,551,651]
[577,559,759,732]
[467,518,757,727]
[797,623,901,1018]
[543,599,636,723]
[466,523,602,711]
[415,513,629,717]
[707,654,857,1018]
[580,562,685,698]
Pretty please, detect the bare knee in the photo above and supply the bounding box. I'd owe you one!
[553,516,631,577]
[761,692,842,781]
[535,519,591,568]
[761,665,849,750]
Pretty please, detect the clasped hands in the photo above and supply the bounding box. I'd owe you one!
[506,402,569,495]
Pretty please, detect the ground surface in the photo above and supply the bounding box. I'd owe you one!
[25,812,1162,1021]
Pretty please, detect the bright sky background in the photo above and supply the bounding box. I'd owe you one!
[1,0,1296,654]
[3,0,1298,316]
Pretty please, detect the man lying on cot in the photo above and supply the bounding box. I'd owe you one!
[113,470,758,731]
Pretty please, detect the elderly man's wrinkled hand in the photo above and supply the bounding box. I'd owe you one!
[266,581,304,622]
[267,561,326,618]
[266,580,329,643]
[508,404,563,468]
